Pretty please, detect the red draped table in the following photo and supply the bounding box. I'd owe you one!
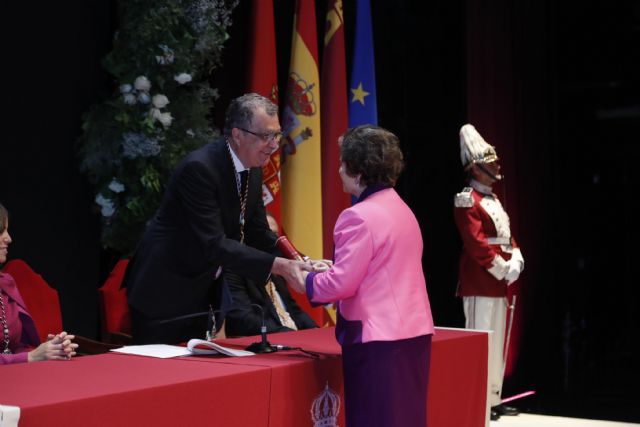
[0,327,488,427]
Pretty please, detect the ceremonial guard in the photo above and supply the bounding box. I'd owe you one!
[454,124,524,421]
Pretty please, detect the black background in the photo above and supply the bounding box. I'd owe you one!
[2,0,638,422]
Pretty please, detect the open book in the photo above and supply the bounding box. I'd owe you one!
[186,339,255,357]
[110,340,255,358]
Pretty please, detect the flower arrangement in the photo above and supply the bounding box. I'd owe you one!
[79,0,239,255]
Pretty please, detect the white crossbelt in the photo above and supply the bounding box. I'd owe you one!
[487,237,511,245]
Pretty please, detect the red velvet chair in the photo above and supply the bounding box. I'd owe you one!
[2,259,121,354]
[2,259,63,342]
[98,259,132,343]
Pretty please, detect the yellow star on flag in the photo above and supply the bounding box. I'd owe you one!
[350,82,369,106]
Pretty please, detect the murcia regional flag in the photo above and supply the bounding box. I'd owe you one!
[246,0,282,223]
[321,0,350,260]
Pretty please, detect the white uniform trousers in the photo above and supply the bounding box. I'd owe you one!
[463,296,507,407]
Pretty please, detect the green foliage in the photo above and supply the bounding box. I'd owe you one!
[79,0,238,255]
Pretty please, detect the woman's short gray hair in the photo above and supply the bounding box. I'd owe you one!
[340,125,404,187]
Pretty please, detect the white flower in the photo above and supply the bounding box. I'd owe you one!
[152,94,170,109]
[108,178,125,193]
[123,93,136,105]
[134,75,151,92]
[95,194,115,217]
[158,112,174,128]
[138,92,150,104]
[119,84,132,94]
[152,108,173,128]
[174,73,193,85]
[186,129,195,137]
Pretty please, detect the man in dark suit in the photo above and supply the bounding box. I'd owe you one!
[225,273,317,336]
[124,93,311,344]
[225,213,318,336]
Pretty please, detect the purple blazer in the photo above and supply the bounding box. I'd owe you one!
[307,187,434,345]
[0,272,40,364]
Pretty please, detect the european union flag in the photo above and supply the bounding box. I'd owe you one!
[348,0,377,127]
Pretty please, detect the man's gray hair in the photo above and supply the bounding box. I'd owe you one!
[223,93,278,136]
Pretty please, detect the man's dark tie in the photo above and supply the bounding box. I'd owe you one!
[240,170,249,193]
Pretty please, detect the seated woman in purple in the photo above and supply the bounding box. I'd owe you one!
[0,202,78,364]
[293,126,435,427]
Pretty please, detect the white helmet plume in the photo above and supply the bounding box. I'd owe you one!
[459,124,498,170]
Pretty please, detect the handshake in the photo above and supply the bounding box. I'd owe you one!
[308,259,332,272]
[271,257,332,293]
[271,236,332,293]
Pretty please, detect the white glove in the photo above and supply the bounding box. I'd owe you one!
[504,259,521,285]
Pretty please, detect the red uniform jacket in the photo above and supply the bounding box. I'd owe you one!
[454,184,522,297]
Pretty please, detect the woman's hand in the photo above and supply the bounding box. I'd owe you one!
[310,259,332,272]
[28,331,79,362]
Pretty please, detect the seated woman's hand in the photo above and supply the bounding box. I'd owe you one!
[28,331,79,362]
[50,332,79,358]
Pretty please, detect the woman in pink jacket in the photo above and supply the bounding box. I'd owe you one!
[300,126,435,427]
[0,203,78,364]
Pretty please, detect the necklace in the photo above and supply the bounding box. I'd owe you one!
[226,141,251,243]
[265,280,298,330]
[0,291,11,354]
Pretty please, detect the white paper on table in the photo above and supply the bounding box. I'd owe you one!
[0,404,20,427]
[110,344,192,358]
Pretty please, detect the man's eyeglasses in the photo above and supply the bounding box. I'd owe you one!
[237,127,283,144]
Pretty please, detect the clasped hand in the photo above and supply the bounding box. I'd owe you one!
[272,257,333,294]
[28,331,79,362]
[310,259,332,273]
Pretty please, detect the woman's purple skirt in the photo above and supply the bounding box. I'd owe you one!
[342,334,432,427]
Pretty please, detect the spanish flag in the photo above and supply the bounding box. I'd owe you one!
[281,0,323,260]
[246,0,282,223]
